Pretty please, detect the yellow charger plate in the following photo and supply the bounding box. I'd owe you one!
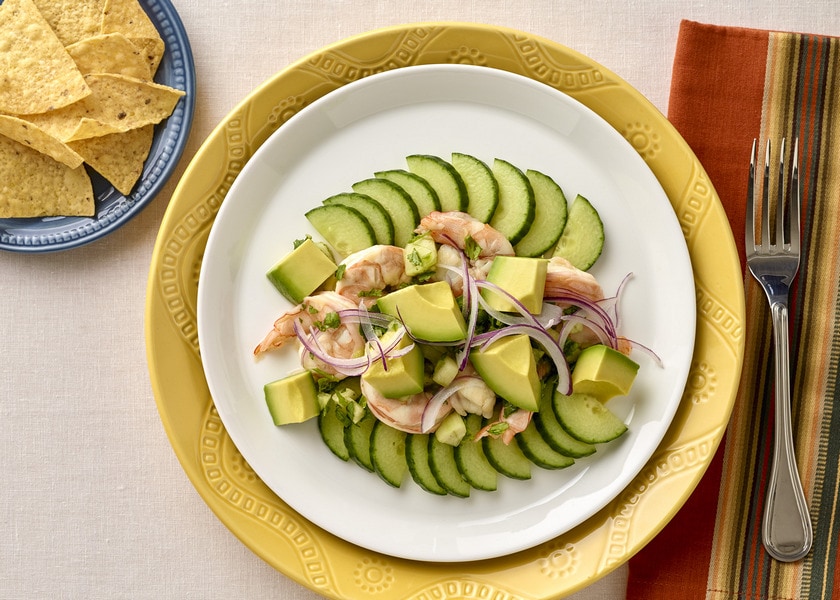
[145,22,744,599]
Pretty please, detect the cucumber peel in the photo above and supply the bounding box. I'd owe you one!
[551,194,604,271]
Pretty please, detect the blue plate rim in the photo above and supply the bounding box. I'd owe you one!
[0,0,196,253]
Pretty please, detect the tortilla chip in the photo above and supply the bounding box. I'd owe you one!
[0,0,91,115]
[68,124,153,195]
[0,133,94,217]
[100,0,164,74]
[66,32,152,80]
[22,73,185,142]
[31,0,104,46]
[0,115,84,168]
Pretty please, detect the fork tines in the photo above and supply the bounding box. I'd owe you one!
[746,137,800,256]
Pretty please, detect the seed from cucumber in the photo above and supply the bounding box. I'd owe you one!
[317,403,350,462]
[454,414,498,491]
[305,204,376,258]
[551,194,604,271]
[513,169,568,257]
[428,435,471,497]
[489,158,535,245]
[406,154,468,213]
[451,152,499,223]
[323,192,395,246]
[552,391,627,444]
[344,410,376,472]
[375,169,441,218]
[370,421,408,488]
[351,178,420,248]
[516,420,575,470]
[405,433,448,495]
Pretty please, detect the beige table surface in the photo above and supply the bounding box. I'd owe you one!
[2,1,839,598]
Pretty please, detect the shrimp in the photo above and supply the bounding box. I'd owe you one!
[360,378,450,434]
[253,291,363,357]
[543,256,603,301]
[475,408,533,445]
[334,245,411,306]
[432,230,497,296]
[417,211,514,258]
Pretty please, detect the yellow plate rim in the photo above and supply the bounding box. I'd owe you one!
[145,21,745,599]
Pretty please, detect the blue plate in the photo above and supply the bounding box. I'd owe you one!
[0,0,196,252]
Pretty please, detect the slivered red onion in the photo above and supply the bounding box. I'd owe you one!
[557,313,614,349]
[293,317,413,377]
[471,323,572,395]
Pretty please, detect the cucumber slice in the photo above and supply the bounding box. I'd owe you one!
[406,154,468,213]
[405,433,447,495]
[552,392,627,444]
[551,194,604,271]
[533,381,596,458]
[481,425,532,480]
[323,192,394,246]
[428,435,471,497]
[344,410,376,472]
[317,402,350,462]
[451,152,499,223]
[454,414,498,491]
[514,169,568,257]
[489,158,535,245]
[375,169,441,218]
[370,421,408,488]
[305,204,376,258]
[516,420,575,470]
[352,178,420,247]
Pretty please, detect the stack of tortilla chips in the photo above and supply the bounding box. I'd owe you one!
[0,0,185,218]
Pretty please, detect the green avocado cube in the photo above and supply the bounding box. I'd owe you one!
[376,281,467,342]
[361,335,425,399]
[264,371,321,425]
[483,255,548,314]
[469,334,540,412]
[403,233,437,276]
[571,344,639,401]
[266,238,336,304]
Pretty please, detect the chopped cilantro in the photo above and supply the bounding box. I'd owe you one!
[502,401,519,418]
[293,234,312,249]
[335,264,346,280]
[464,235,481,261]
[358,289,383,298]
[487,422,510,436]
[322,311,341,329]
[407,248,423,267]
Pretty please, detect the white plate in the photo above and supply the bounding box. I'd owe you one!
[197,64,695,563]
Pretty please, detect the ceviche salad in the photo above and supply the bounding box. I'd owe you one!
[251,152,657,497]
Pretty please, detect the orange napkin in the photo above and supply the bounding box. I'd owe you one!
[628,20,840,598]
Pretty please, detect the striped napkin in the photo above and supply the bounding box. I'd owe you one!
[627,21,840,599]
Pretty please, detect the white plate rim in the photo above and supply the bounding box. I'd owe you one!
[196,63,696,563]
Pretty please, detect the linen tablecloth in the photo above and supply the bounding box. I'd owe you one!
[3,2,840,599]
[629,20,840,599]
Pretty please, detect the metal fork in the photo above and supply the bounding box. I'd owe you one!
[745,137,812,562]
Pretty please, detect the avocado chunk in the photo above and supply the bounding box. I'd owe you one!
[376,281,467,342]
[265,238,337,304]
[403,233,437,276]
[469,334,540,412]
[361,333,425,399]
[434,412,466,446]
[264,370,321,425]
[571,344,639,401]
[483,255,548,314]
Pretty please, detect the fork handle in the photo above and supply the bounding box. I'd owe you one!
[763,301,813,562]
